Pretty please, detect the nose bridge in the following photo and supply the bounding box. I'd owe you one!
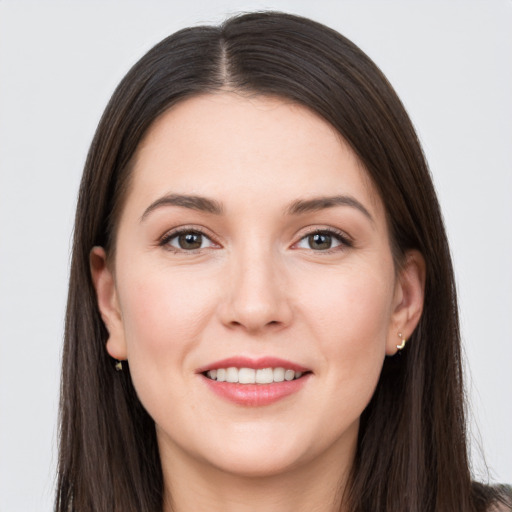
[221,235,291,333]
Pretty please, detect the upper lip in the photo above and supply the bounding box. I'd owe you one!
[196,356,310,374]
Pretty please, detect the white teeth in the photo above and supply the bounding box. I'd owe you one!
[284,369,295,381]
[238,368,256,384]
[226,367,238,383]
[206,366,306,384]
[273,367,285,382]
[256,368,274,384]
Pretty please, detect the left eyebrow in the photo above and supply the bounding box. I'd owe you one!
[140,193,224,222]
[285,195,374,223]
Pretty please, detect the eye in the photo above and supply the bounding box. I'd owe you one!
[295,229,350,251]
[161,229,217,252]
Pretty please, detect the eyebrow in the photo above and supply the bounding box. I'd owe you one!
[140,193,373,223]
[141,193,224,221]
[285,195,373,221]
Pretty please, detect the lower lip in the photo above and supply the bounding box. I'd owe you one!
[202,374,311,407]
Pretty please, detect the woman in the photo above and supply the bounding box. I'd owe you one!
[55,11,511,512]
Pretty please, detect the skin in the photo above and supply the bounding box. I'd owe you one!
[91,93,425,512]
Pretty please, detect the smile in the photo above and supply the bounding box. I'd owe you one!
[205,367,304,384]
[199,357,311,406]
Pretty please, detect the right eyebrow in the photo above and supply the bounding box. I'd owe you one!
[140,193,224,222]
[285,195,374,223]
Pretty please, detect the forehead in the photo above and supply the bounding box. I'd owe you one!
[127,92,383,219]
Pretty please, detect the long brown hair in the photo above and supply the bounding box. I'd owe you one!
[56,11,506,512]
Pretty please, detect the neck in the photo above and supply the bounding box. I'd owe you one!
[159,428,356,512]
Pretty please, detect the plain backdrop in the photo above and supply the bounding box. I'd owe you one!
[0,1,511,510]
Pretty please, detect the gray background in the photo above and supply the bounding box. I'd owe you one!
[1,1,511,510]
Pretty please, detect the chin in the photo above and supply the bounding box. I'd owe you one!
[205,445,307,479]
[192,424,326,479]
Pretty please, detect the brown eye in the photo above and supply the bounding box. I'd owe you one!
[295,230,348,252]
[177,232,203,250]
[308,233,333,250]
[163,230,216,251]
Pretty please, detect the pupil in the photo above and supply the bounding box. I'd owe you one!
[179,232,202,249]
[309,233,331,250]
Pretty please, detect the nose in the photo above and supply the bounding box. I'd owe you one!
[218,245,293,335]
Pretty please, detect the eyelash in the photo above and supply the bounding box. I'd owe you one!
[158,226,353,254]
[294,227,353,254]
[159,226,219,253]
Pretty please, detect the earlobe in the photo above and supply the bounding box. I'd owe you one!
[90,246,128,360]
[386,250,426,355]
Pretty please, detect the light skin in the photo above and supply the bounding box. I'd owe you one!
[91,92,425,512]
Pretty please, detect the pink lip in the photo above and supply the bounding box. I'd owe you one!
[202,374,311,407]
[197,356,312,407]
[196,356,309,374]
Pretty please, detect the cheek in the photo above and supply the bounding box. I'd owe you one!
[116,263,219,376]
[303,260,395,346]
[297,259,395,408]
[115,263,222,429]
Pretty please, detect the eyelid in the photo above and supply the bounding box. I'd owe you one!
[157,224,352,254]
[158,225,222,252]
[292,226,353,252]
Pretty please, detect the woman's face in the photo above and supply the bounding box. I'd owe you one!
[93,93,423,479]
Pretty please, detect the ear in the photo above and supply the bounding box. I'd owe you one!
[386,250,426,356]
[90,246,127,360]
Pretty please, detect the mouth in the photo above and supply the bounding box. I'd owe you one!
[198,357,312,406]
[203,367,306,384]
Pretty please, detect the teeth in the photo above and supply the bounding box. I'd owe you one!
[273,367,285,382]
[284,369,295,381]
[206,366,306,384]
[226,367,238,383]
[239,368,256,384]
[256,368,273,384]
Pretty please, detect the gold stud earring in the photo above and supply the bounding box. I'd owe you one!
[396,332,407,351]
[115,360,123,371]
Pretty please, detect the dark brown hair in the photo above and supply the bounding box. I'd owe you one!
[56,11,508,512]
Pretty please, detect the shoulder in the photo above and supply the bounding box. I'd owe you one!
[488,504,511,512]
[488,503,511,512]
[487,484,512,512]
